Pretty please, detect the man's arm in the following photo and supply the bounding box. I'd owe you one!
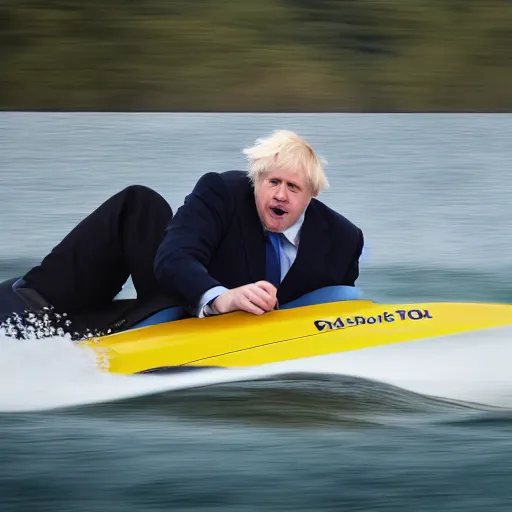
[154,172,234,312]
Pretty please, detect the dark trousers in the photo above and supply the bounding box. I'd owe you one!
[22,185,173,317]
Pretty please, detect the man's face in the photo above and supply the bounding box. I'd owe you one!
[254,166,312,232]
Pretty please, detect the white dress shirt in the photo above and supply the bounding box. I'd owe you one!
[198,213,305,317]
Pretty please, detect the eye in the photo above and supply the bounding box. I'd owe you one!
[288,182,299,191]
[269,178,280,186]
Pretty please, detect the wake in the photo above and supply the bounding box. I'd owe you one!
[1,325,512,413]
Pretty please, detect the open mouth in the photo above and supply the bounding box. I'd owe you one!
[271,207,286,217]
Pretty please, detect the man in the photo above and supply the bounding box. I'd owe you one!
[154,129,364,319]
[0,130,363,335]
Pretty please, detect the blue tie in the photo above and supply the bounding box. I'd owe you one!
[265,232,281,288]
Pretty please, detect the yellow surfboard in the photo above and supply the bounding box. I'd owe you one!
[80,300,512,375]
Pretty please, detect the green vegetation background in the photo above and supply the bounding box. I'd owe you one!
[2,0,511,111]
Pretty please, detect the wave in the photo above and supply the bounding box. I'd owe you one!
[1,324,512,414]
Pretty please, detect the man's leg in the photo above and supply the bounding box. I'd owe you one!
[0,278,29,324]
[23,185,173,313]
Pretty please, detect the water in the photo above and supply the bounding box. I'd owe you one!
[1,112,512,511]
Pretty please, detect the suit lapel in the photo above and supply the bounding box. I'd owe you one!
[237,186,267,283]
[278,200,331,297]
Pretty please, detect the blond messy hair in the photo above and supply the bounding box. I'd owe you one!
[242,130,329,196]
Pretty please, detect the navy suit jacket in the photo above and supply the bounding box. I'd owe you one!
[154,171,364,312]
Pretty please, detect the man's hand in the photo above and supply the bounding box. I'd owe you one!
[212,281,277,315]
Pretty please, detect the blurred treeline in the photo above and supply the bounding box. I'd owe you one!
[1,0,511,111]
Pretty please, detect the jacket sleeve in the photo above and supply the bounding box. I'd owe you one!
[154,172,234,311]
[343,228,364,286]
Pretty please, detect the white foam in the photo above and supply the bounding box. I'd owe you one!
[1,325,512,412]
[0,331,242,412]
[265,325,512,409]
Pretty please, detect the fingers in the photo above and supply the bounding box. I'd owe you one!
[243,285,276,313]
[213,286,267,315]
[255,281,278,297]
[238,294,267,315]
[212,282,278,316]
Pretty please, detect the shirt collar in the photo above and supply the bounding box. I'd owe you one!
[281,212,305,247]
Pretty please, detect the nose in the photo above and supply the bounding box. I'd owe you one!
[274,183,288,202]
